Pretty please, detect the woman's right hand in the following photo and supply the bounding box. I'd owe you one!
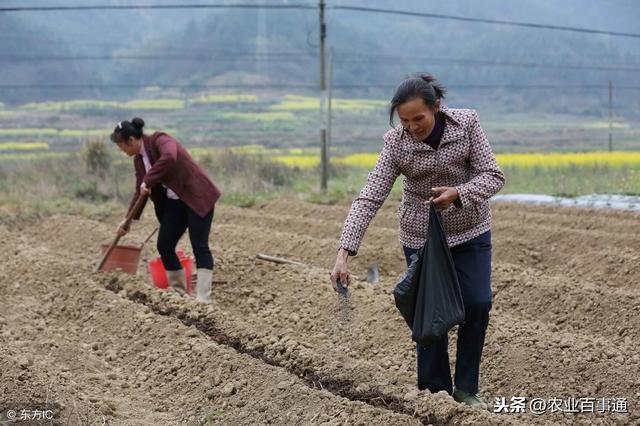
[330,248,351,292]
[117,219,129,237]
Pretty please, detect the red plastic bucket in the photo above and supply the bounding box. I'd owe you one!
[148,250,193,294]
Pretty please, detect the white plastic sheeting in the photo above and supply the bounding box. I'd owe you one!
[492,194,640,212]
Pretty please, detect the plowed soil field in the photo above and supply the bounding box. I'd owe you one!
[1,199,638,425]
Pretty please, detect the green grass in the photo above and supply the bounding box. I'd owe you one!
[0,196,122,225]
[218,193,269,208]
[304,188,347,205]
[0,152,65,160]
[16,94,259,112]
[191,94,258,105]
[0,128,59,137]
[0,90,638,220]
[0,142,49,152]
[200,405,224,425]
[318,164,639,198]
[501,164,640,197]
[2,146,637,226]
[2,93,637,156]
[220,111,296,122]
[0,128,108,138]
[480,112,632,131]
[582,122,630,130]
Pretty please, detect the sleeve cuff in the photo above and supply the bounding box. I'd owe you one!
[454,185,470,209]
[339,246,357,257]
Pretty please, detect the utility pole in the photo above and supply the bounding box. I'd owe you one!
[257,0,267,76]
[319,0,328,191]
[608,80,613,152]
[328,47,334,156]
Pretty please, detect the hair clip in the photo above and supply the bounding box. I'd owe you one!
[117,121,122,129]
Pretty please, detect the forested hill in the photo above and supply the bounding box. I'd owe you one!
[1,0,638,112]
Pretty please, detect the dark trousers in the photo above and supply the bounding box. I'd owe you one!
[403,230,492,395]
[155,198,214,271]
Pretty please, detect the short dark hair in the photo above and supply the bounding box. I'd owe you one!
[389,74,447,126]
[110,117,145,143]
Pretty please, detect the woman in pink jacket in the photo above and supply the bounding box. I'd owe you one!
[111,118,221,303]
[331,75,505,409]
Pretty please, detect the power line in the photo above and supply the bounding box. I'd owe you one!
[0,3,315,12]
[332,5,640,39]
[336,54,640,73]
[3,53,639,73]
[0,83,318,89]
[0,54,316,62]
[1,83,639,90]
[2,2,638,40]
[0,37,315,57]
[336,84,640,90]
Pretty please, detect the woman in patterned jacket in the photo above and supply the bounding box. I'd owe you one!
[331,74,505,409]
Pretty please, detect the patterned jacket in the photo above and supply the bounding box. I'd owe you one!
[128,132,221,220]
[339,107,505,254]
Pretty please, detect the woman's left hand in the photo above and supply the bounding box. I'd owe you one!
[140,182,151,196]
[429,186,459,211]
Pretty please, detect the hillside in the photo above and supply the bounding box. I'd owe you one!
[1,0,639,114]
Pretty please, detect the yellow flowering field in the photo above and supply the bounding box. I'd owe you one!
[0,142,49,152]
[0,128,59,137]
[269,95,386,112]
[220,111,295,122]
[272,155,320,168]
[16,93,259,112]
[0,128,173,139]
[496,152,640,168]
[267,151,640,170]
[18,99,186,111]
[191,94,258,104]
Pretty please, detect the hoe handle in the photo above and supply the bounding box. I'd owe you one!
[96,194,148,272]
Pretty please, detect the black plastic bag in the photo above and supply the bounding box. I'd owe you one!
[394,202,465,346]
[393,250,422,329]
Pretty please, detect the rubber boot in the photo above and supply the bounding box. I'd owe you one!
[196,268,213,303]
[453,388,489,410]
[166,269,187,296]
